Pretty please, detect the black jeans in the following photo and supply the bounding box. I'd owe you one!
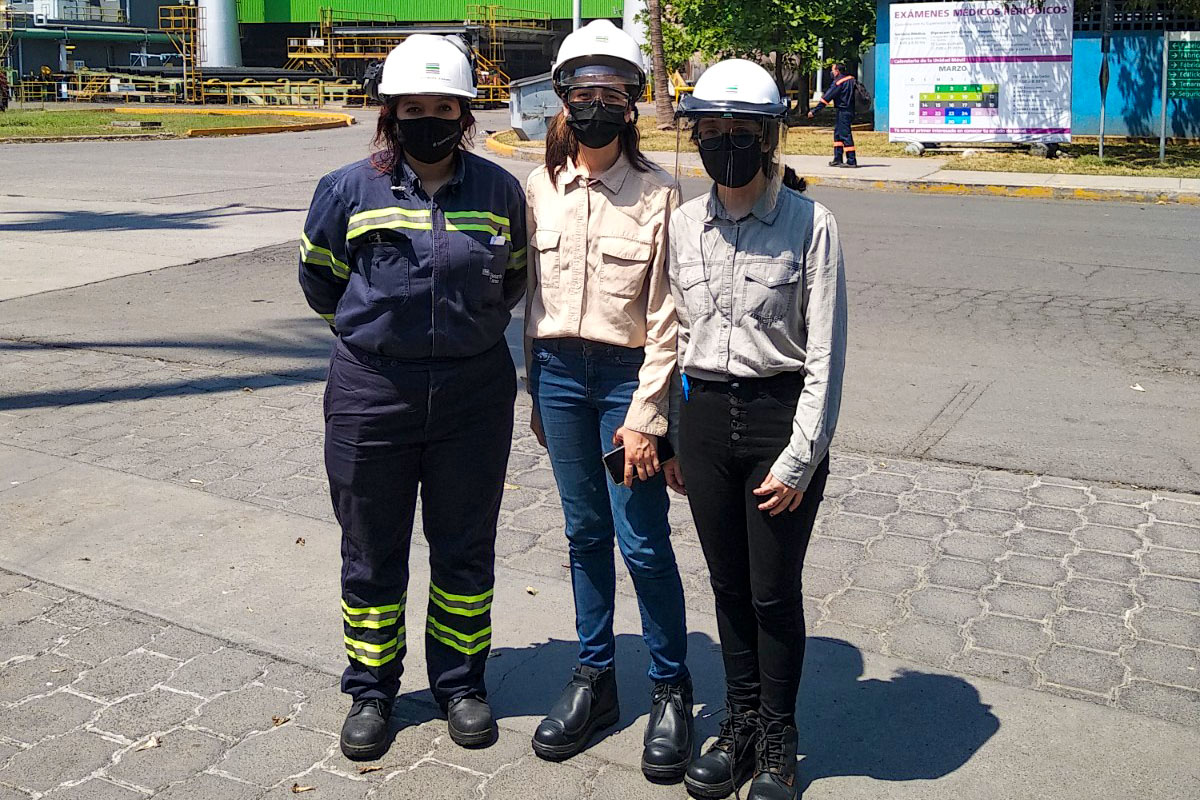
[678,373,830,727]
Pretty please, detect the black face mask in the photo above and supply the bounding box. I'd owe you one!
[566,101,627,149]
[397,116,463,164]
[697,133,764,189]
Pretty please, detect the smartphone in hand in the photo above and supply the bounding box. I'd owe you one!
[602,438,676,485]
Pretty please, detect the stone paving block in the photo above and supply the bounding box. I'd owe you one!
[975,470,1035,491]
[849,562,919,595]
[821,476,854,498]
[1075,554,1137,585]
[0,730,120,793]
[819,514,883,543]
[964,488,1027,512]
[292,687,347,737]
[507,503,564,535]
[509,468,557,491]
[1040,475,1087,489]
[374,761,482,800]
[908,586,984,625]
[261,769,372,799]
[164,649,267,697]
[952,509,1018,535]
[1090,487,1153,506]
[914,469,974,492]
[1018,505,1083,533]
[873,459,926,475]
[258,664,336,699]
[984,582,1058,620]
[0,592,55,626]
[951,648,1038,688]
[35,595,112,629]
[1083,503,1150,530]
[926,559,993,592]
[1008,529,1075,560]
[0,690,102,745]
[828,455,871,478]
[800,565,847,600]
[1061,578,1135,615]
[1028,484,1088,509]
[0,653,82,704]
[1053,610,1132,653]
[93,688,201,740]
[839,492,900,518]
[0,573,33,596]
[151,772,261,800]
[42,777,145,800]
[803,537,865,571]
[826,589,900,629]
[1150,499,1200,527]
[997,555,1066,588]
[218,725,335,787]
[1123,641,1200,691]
[72,651,179,703]
[940,532,1009,563]
[56,618,161,666]
[810,621,885,653]
[147,627,223,662]
[1130,607,1200,648]
[853,472,914,495]
[1038,646,1125,695]
[1143,522,1200,552]
[1073,525,1142,555]
[0,620,69,664]
[885,618,964,666]
[591,764,685,800]
[1117,680,1200,727]
[196,686,302,739]
[968,614,1049,658]
[494,531,538,559]
[1136,575,1200,612]
[868,534,937,567]
[429,723,529,775]
[108,729,227,791]
[902,491,961,516]
[1141,547,1200,581]
[484,756,591,800]
[886,512,949,539]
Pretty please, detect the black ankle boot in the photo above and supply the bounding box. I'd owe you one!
[684,708,759,799]
[532,665,619,761]
[447,695,495,748]
[641,677,694,782]
[746,722,799,800]
[339,697,392,760]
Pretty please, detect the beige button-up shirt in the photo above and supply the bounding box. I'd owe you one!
[525,157,680,436]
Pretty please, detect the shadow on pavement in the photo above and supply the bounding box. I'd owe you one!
[0,205,299,234]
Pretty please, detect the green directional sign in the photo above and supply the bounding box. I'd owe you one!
[1168,34,1200,99]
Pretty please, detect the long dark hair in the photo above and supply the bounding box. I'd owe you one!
[545,110,656,185]
[370,96,478,174]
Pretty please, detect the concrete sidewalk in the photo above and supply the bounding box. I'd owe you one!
[485,137,1200,204]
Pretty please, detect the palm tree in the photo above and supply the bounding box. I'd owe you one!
[646,0,675,129]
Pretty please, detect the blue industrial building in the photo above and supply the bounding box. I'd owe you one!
[873,0,1200,138]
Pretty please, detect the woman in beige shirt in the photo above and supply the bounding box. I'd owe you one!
[524,20,693,782]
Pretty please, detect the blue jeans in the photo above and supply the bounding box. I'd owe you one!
[529,338,688,685]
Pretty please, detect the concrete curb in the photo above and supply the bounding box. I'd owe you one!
[113,106,357,138]
[484,133,1200,205]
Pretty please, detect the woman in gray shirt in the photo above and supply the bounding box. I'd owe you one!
[670,60,847,800]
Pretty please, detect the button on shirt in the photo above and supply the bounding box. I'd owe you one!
[669,184,848,491]
[525,157,680,436]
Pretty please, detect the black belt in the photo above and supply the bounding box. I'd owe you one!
[686,372,804,397]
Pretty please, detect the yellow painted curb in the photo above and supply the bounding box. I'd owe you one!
[113,107,355,138]
[484,133,1200,205]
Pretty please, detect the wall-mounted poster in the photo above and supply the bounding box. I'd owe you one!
[888,0,1073,143]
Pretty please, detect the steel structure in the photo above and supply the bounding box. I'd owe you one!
[159,3,204,103]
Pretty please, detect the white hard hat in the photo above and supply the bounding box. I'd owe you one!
[378,34,477,99]
[680,59,787,118]
[553,19,646,94]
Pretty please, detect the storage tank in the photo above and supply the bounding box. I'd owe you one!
[199,0,241,67]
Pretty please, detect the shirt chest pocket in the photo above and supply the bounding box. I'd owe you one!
[531,229,562,289]
[465,235,509,312]
[361,230,413,305]
[742,259,803,322]
[598,236,654,299]
[675,262,712,317]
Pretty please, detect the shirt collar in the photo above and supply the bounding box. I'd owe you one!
[562,156,632,194]
[704,181,783,225]
[391,153,466,195]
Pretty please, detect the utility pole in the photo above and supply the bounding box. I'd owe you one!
[1098,0,1112,159]
[572,0,580,31]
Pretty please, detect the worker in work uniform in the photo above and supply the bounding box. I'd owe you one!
[675,60,847,800]
[524,19,693,780]
[299,33,528,760]
[808,63,858,168]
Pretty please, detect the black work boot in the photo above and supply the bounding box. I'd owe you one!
[828,160,844,167]
[340,697,392,761]
[746,722,799,800]
[641,677,694,782]
[447,695,495,748]
[684,707,759,799]
[532,665,619,761]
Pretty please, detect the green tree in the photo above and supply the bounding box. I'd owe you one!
[638,2,694,128]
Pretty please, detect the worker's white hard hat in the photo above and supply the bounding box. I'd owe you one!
[553,19,646,96]
[679,59,787,118]
[378,34,477,99]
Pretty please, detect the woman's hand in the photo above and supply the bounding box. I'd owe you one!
[753,472,804,516]
[663,458,687,496]
[614,427,660,487]
[531,407,547,448]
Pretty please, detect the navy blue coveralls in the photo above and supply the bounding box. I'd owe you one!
[299,151,528,708]
[817,74,858,166]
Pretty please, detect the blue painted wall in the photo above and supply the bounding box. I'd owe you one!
[873,0,1200,138]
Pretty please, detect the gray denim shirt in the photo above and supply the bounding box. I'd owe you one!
[668,185,848,491]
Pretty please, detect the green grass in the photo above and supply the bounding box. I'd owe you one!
[0,109,312,139]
